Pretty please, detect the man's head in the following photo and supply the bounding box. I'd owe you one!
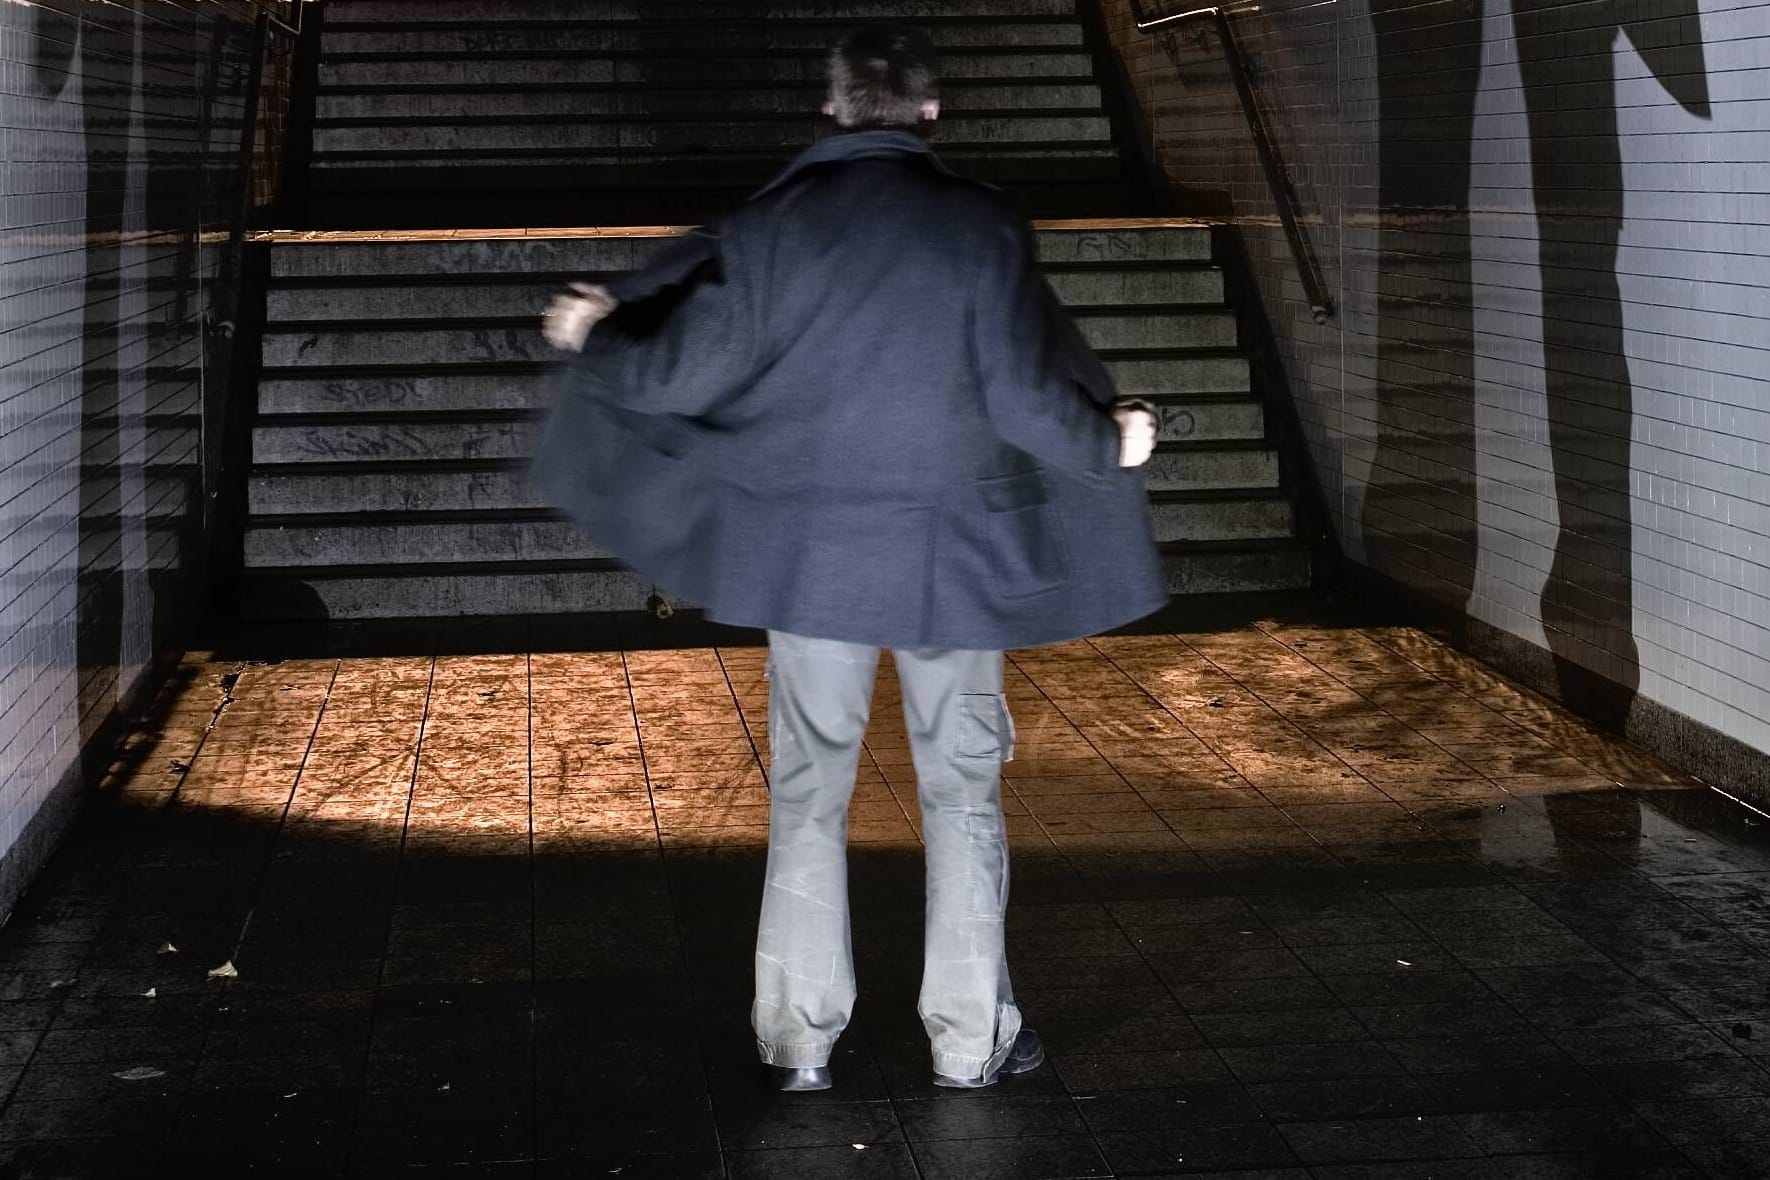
[824,25,940,130]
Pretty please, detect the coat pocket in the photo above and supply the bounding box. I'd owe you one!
[977,471,1070,600]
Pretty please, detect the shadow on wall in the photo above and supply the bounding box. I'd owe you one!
[1361,0,1711,731]
[22,3,249,757]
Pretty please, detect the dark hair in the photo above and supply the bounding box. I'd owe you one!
[827,25,940,129]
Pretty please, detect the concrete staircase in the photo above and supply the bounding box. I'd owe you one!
[307,0,1132,226]
[242,221,1310,620]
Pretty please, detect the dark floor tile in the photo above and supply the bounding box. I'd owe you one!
[1321,969,1496,1007]
[1422,1065,1601,1114]
[1171,976,1340,1014]
[1307,1163,1509,1180]
[1053,1049,1234,1092]
[1070,1083,1265,1132]
[1276,1114,1481,1163]
[1218,1041,1408,1085]
[1632,1094,1770,1145]
[349,1109,533,1168]
[895,1093,1085,1141]
[0,1138,162,1179]
[1193,1007,1369,1048]
[1550,1023,1735,1065]
[1383,1032,1572,1075]
[1246,1076,1442,1122]
[0,1096,178,1142]
[1522,991,1693,1031]
[1145,948,1312,984]
[10,1058,190,1104]
[381,924,533,986]
[1595,1054,1770,1102]
[913,1132,1110,1178]
[1456,1105,1667,1155]
[1093,1122,1300,1174]
[1470,1148,1708,1178]
[715,1098,901,1151]
[536,1153,723,1179]
[534,1097,717,1158]
[1683,1141,1770,1179]
[725,1137,919,1179]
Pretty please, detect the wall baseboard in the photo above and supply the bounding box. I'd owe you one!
[1343,563,1770,814]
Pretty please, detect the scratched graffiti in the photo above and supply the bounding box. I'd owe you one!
[1071,234,1143,263]
[1157,406,1196,440]
[318,381,415,408]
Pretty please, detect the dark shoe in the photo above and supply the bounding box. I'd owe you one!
[769,1065,832,1092]
[932,1028,1045,1089]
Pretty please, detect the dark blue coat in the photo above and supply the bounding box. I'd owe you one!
[534,130,1166,650]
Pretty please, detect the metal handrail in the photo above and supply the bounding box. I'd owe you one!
[1127,1,1333,323]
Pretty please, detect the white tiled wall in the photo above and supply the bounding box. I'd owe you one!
[1103,0,1770,761]
[0,2,255,882]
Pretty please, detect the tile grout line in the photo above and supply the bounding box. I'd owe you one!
[336,649,440,1175]
[614,635,734,1178]
[151,657,346,1172]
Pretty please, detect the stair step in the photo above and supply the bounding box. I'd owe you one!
[250,466,543,516]
[1162,543,1311,595]
[321,23,1087,55]
[265,269,1223,322]
[318,51,1098,88]
[1143,446,1279,492]
[248,441,1280,516]
[249,391,1261,462]
[245,515,600,567]
[238,544,1308,621]
[324,0,1085,22]
[262,225,1213,278]
[1149,494,1292,542]
[252,417,537,466]
[260,309,1232,370]
[257,360,1252,418]
[314,82,1107,120]
[245,488,1294,569]
[310,114,1113,156]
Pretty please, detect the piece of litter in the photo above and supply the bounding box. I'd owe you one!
[851,1144,867,1151]
[1397,960,1413,967]
[208,960,239,979]
[48,979,74,990]
[158,942,178,955]
[114,1066,166,1082]
[438,1083,451,1092]
[284,1092,298,1099]
[142,988,157,999]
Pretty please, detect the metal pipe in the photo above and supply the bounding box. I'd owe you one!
[1127,1,1333,322]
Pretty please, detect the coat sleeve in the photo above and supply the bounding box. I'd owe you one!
[970,218,1121,477]
[580,227,759,418]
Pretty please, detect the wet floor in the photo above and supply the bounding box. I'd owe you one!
[1,600,1767,1178]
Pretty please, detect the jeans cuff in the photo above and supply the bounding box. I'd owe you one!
[757,1039,835,1069]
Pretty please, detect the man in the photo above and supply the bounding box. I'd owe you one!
[537,25,1165,1091]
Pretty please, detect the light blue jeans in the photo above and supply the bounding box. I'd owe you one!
[753,631,1022,1081]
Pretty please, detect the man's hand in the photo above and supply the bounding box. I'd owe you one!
[1113,399,1157,468]
[542,282,619,352]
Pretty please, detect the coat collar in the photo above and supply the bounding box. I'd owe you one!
[751,128,962,200]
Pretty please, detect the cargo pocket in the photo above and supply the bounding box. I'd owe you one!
[956,694,1015,763]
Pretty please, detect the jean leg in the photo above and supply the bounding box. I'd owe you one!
[894,646,1020,1081]
[752,630,880,1068]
